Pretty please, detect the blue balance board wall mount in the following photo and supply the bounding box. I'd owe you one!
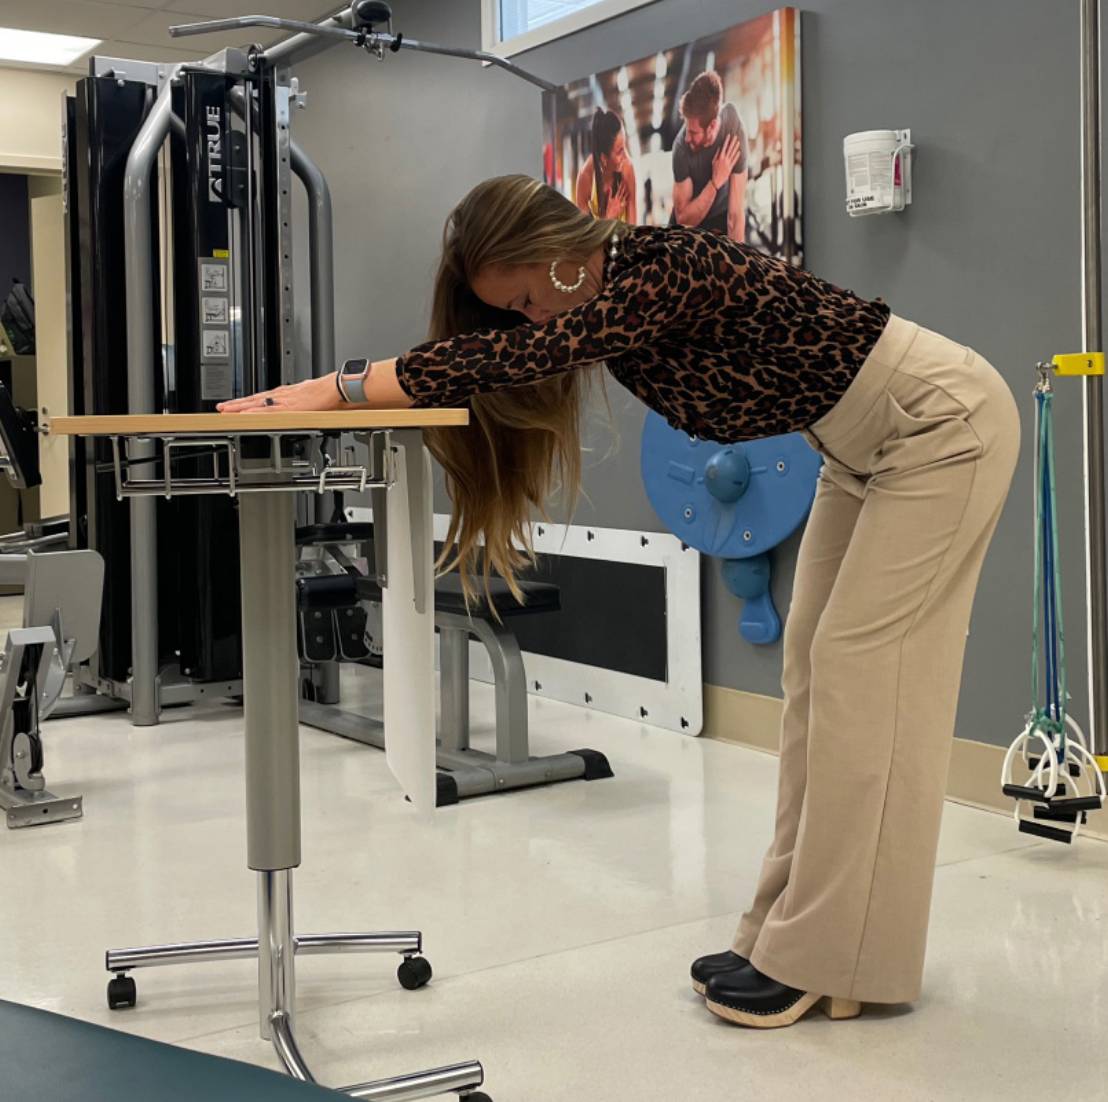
[640,411,822,644]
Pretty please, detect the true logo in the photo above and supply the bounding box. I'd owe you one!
[206,105,224,203]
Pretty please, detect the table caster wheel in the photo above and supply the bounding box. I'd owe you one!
[462,1093,492,1101]
[397,955,432,990]
[107,974,137,1010]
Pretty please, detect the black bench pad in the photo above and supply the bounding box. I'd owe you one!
[356,573,561,619]
[295,523,374,546]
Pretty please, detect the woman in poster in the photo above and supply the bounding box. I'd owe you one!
[221,176,1019,1031]
[575,107,637,223]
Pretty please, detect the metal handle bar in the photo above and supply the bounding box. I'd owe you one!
[170,15,359,43]
[168,12,557,92]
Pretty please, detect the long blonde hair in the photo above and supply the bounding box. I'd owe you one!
[424,175,618,603]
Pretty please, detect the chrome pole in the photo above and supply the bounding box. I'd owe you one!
[123,71,179,726]
[289,141,336,378]
[1080,0,1108,761]
[258,870,297,1041]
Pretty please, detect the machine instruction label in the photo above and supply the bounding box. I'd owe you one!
[200,261,228,292]
[202,296,229,324]
[198,255,232,400]
[202,329,229,359]
[201,363,233,402]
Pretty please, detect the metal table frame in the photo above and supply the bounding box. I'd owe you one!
[50,415,485,1101]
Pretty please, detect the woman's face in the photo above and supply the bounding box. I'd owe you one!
[603,131,628,174]
[471,261,594,326]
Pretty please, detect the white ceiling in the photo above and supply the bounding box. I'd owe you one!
[0,0,338,69]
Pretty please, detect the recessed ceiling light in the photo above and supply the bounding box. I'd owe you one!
[0,27,101,67]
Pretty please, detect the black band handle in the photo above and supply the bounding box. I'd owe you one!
[1018,819,1074,844]
[1002,783,1052,804]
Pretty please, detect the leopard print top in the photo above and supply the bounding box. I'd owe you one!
[395,225,891,441]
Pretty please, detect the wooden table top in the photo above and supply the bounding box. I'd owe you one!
[48,410,469,436]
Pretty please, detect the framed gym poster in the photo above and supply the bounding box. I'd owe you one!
[541,7,803,265]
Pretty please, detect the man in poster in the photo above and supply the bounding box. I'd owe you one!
[671,70,748,240]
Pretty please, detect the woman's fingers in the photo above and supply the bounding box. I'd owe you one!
[217,390,279,411]
[218,386,290,413]
[218,397,281,413]
[217,375,342,415]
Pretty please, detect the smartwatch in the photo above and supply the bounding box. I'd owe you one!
[336,357,369,404]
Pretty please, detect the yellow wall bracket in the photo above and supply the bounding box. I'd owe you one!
[1052,352,1106,376]
[1095,754,1108,772]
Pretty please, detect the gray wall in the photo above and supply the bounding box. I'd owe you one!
[0,173,32,294]
[294,0,1090,747]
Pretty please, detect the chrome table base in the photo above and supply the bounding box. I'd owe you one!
[105,870,485,1100]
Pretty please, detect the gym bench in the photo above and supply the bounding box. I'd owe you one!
[296,525,613,806]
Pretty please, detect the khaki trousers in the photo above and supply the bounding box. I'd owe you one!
[732,315,1020,1004]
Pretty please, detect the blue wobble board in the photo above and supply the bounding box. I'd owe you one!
[640,412,822,558]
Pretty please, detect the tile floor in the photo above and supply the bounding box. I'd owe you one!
[3,654,1107,1101]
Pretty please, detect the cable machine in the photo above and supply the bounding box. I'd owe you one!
[64,2,556,727]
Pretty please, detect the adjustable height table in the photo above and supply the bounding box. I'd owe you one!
[50,410,490,1101]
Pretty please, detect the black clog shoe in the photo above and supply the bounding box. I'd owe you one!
[705,964,861,1029]
[689,950,749,996]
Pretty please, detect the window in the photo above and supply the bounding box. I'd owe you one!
[483,0,660,57]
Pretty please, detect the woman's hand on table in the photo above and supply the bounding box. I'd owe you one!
[217,374,342,414]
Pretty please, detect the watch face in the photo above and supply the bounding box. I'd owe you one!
[343,358,368,375]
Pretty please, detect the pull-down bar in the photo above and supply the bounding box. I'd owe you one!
[168,12,558,93]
